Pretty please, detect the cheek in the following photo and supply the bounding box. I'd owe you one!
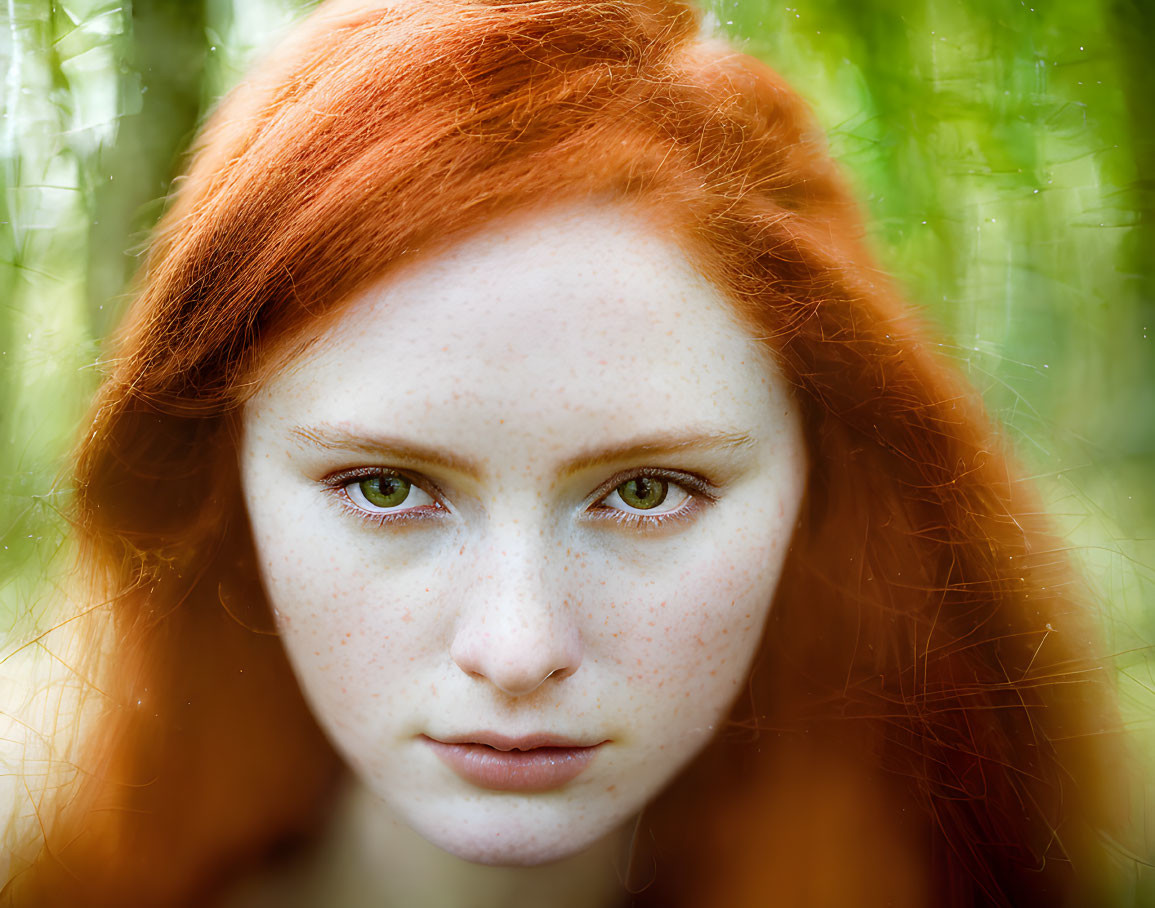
[588,524,787,713]
[252,520,452,734]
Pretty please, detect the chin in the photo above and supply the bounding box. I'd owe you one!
[422,819,609,868]
[465,846,580,868]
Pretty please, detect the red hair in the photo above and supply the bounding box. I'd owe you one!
[4,1,1126,905]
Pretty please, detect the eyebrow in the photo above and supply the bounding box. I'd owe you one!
[560,431,755,476]
[289,423,755,479]
[290,424,484,477]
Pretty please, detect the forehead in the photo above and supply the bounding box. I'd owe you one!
[248,204,788,449]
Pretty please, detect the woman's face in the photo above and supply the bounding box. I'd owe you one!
[239,203,807,866]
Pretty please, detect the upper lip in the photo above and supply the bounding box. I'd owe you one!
[425,732,605,752]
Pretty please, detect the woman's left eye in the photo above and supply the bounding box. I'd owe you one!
[598,474,694,517]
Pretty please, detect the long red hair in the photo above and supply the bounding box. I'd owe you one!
[4,1,1126,905]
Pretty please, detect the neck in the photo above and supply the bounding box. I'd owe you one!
[305,778,635,908]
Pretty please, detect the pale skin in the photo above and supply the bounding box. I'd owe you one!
[236,203,808,907]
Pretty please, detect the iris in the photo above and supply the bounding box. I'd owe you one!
[617,477,667,510]
[359,474,411,509]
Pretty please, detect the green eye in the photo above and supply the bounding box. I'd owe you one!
[617,476,668,510]
[358,474,411,509]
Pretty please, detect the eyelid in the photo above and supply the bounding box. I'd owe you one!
[586,467,719,505]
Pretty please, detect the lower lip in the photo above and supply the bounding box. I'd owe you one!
[424,739,602,792]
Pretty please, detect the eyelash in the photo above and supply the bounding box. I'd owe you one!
[320,467,717,530]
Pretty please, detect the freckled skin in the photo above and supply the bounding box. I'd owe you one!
[238,204,807,868]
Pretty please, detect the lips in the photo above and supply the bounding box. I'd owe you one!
[423,733,606,791]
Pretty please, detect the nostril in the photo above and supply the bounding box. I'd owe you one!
[544,666,571,683]
[451,652,580,697]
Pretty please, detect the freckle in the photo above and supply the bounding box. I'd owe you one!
[345,632,352,637]
[340,639,347,646]
[606,785,616,793]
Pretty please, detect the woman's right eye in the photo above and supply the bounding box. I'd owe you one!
[333,470,441,521]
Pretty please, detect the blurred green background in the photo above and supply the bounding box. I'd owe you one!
[1,0,1152,898]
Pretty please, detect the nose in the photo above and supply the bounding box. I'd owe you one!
[449,544,583,697]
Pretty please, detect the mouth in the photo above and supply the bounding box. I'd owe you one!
[422,733,607,792]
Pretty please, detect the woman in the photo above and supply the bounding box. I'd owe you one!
[0,0,1130,905]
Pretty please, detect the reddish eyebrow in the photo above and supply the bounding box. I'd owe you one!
[559,432,755,477]
[289,425,484,478]
[290,423,754,479]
